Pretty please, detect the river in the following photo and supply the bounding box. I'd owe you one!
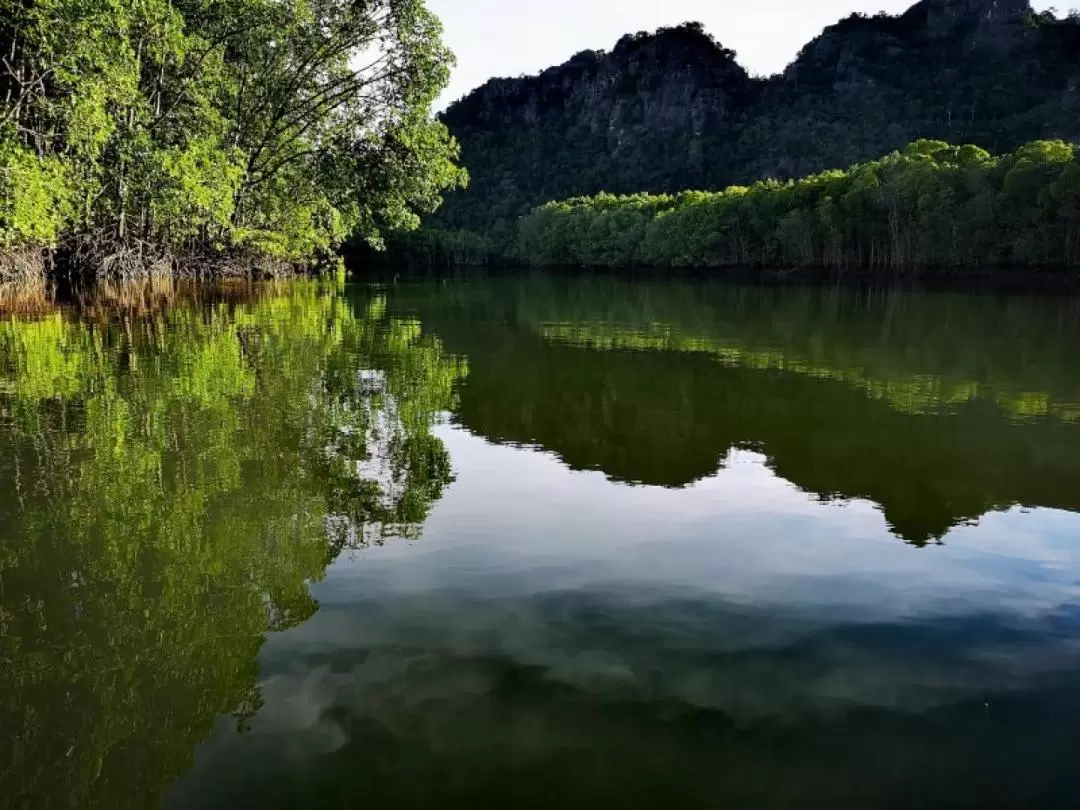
[3,274,1080,808]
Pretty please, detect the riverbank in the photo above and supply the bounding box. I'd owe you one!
[0,272,347,321]
[0,245,324,288]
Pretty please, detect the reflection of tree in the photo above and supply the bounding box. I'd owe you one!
[0,283,465,809]
[400,275,1080,422]
[394,276,1080,547]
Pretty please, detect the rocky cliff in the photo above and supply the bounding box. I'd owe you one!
[445,24,753,146]
[785,0,1035,92]
[430,0,1080,242]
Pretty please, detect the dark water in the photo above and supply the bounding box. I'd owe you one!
[4,275,1080,809]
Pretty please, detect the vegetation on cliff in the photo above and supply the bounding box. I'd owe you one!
[0,0,465,280]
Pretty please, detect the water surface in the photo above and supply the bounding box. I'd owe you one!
[3,275,1080,808]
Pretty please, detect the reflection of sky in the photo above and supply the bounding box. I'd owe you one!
[221,423,1080,729]
[323,426,1080,626]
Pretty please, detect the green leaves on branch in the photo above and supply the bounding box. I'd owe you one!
[0,143,74,248]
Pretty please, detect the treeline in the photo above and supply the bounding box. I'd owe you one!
[0,0,464,281]
[516,140,1080,270]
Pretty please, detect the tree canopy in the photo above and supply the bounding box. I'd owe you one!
[0,0,465,278]
[514,139,1080,270]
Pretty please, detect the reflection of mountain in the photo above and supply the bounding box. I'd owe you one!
[0,283,464,809]
[389,276,1080,546]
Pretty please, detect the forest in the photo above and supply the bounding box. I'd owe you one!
[7,0,1080,279]
[0,0,464,281]
[507,139,1080,270]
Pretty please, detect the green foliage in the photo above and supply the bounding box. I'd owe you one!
[0,0,465,271]
[0,141,74,247]
[0,281,466,807]
[516,140,1080,269]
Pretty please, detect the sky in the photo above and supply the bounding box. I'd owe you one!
[427,0,1059,107]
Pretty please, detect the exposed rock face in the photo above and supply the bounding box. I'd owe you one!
[784,0,1034,92]
[924,0,1031,36]
[444,24,752,150]
[918,0,1034,54]
[1066,77,1080,110]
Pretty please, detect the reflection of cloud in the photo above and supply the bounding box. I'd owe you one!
[237,426,1080,733]
[164,586,1080,810]
[251,668,350,757]
[256,590,1080,733]
[168,425,1080,806]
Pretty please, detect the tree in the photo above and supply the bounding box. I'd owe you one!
[0,0,466,277]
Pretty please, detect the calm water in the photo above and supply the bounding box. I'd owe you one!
[4,275,1080,809]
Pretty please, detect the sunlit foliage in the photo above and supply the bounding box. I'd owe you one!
[519,140,1080,269]
[0,0,466,275]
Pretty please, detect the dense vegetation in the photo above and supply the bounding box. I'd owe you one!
[0,281,465,808]
[516,139,1080,269]
[0,0,464,281]
[403,2,1080,261]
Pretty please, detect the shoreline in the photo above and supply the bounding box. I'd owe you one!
[347,259,1080,294]
[0,245,333,287]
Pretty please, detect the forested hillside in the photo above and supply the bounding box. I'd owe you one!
[0,0,464,280]
[420,0,1080,258]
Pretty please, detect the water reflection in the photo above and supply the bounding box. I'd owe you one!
[390,276,1080,545]
[167,429,1080,810]
[6,275,1080,809]
[0,281,464,809]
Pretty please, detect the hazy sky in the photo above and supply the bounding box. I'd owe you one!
[428,0,1058,106]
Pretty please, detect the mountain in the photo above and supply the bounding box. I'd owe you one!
[426,0,1080,249]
